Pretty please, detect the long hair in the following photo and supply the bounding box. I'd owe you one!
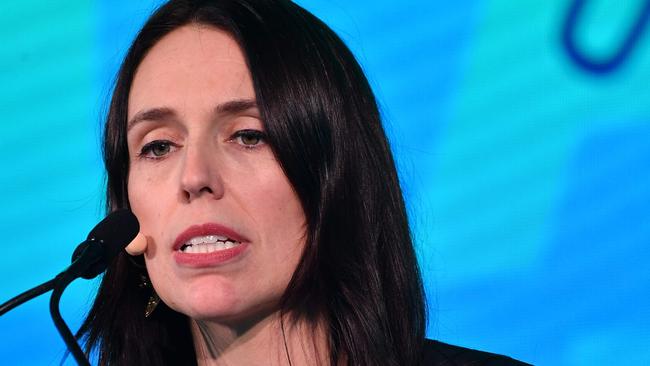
[78,1,426,365]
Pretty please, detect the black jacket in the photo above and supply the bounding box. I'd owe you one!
[422,340,532,365]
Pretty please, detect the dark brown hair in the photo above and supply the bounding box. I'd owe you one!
[78,1,426,365]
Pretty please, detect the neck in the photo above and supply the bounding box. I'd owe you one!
[191,311,328,366]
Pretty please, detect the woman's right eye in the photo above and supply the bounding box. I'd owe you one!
[138,140,176,159]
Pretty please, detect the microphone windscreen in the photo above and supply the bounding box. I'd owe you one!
[87,209,140,262]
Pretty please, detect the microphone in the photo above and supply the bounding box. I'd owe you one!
[52,209,139,365]
[70,209,139,279]
[0,209,140,365]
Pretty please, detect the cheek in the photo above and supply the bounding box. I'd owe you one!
[127,169,169,257]
[128,166,164,219]
[143,249,180,309]
[252,173,306,241]
[260,181,307,268]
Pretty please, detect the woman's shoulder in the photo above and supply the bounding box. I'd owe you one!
[421,339,532,366]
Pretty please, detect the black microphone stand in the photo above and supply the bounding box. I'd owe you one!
[0,278,56,316]
[0,209,138,365]
[49,271,91,366]
[0,274,91,365]
[0,245,97,365]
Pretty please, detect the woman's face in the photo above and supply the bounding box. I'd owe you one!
[126,25,306,324]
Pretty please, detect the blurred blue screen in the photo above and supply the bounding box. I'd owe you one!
[1,1,649,364]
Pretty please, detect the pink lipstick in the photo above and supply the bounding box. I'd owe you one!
[173,223,249,267]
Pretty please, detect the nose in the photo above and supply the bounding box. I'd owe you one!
[179,143,224,202]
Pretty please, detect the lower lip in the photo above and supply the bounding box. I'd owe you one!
[173,243,249,267]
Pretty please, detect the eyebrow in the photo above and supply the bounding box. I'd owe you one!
[126,98,258,132]
[215,98,258,116]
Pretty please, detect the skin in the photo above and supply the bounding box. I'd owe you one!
[126,24,324,365]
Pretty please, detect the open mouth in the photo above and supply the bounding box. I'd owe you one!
[179,235,241,253]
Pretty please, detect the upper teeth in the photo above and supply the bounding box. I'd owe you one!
[187,235,229,245]
[180,235,240,253]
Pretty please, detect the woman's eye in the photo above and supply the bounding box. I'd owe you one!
[232,129,266,148]
[139,140,175,159]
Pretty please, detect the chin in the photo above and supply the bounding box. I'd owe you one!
[180,294,279,328]
[157,275,283,326]
[176,285,242,319]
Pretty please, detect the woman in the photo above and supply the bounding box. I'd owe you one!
[79,1,528,365]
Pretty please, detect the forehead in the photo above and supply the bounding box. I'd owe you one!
[128,24,253,119]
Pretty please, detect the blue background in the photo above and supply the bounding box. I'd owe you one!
[1,1,650,364]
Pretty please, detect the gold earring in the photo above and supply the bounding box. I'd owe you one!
[145,291,160,318]
[139,274,160,318]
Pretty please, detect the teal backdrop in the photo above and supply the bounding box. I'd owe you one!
[1,1,649,364]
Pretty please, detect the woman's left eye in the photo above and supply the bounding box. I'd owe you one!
[231,129,266,148]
